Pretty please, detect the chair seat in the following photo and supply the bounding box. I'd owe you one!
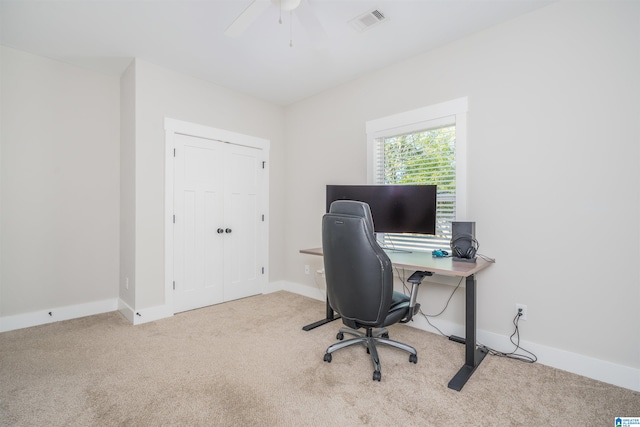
[382,291,411,327]
[390,291,410,310]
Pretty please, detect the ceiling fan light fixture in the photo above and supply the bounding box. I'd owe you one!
[272,0,301,12]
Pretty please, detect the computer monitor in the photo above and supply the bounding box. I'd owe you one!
[326,184,437,235]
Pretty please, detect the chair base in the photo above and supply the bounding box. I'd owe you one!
[324,326,417,381]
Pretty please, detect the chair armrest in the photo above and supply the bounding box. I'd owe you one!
[401,271,432,323]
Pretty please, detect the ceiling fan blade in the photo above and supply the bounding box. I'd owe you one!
[224,0,271,38]
[295,1,328,49]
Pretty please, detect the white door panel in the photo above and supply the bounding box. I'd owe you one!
[224,145,262,301]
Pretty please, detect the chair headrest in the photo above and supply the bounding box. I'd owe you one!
[328,200,375,235]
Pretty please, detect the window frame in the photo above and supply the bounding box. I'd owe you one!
[365,97,468,251]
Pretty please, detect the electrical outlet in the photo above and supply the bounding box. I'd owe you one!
[516,304,528,321]
[304,265,310,275]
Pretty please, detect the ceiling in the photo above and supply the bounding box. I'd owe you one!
[0,0,554,106]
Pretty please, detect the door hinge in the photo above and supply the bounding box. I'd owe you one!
[262,161,266,169]
[173,281,175,290]
[262,214,265,222]
[262,267,265,274]
[173,214,175,223]
[173,148,176,157]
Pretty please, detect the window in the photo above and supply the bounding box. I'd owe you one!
[366,98,468,252]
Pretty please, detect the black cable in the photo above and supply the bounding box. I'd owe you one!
[477,253,496,263]
[416,277,464,338]
[478,312,537,363]
[397,270,461,339]
[398,267,537,363]
[421,276,463,318]
[398,269,463,319]
[419,310,449,338]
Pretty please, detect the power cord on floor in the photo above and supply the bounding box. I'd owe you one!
[398,267,537,364]
[478,311,538,363]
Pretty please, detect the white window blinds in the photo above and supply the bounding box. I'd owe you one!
[372,123,456,252]
[366,98,468,253]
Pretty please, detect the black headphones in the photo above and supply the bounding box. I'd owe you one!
[450,233,479,259]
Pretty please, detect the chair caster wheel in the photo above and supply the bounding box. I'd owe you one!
[381,332,389,339]
[409,354,418,364]
[324,353,332,363]
[373,370,381,381]
[336,332,344,340]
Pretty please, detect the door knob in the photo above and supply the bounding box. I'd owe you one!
[217,228,224,234]
[225,228,232,234]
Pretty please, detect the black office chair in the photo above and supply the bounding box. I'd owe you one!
[321,200,424,381]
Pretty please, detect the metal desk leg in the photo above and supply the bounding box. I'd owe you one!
[448,274,488,391]
[302,298,341,331]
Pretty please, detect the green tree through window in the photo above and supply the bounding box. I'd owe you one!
[375,125,456,251]
[367,98,468,253]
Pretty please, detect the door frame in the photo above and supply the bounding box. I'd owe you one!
[164,118,270,314]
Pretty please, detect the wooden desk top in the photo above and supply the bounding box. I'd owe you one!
[300,247,493,278]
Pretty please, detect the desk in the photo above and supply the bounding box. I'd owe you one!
[300,247,494,391]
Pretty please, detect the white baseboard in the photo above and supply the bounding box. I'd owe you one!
[117,299,135,324]
[0,298,119,333]
[407,315,640,392]
[265,280,325,302]
[118,299,173,326]
[279,281,640,392]
[0,298,175,333]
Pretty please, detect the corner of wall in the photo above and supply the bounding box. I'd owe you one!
[119,57,137,311]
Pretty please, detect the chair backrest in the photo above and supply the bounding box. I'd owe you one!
[322,200,393,328]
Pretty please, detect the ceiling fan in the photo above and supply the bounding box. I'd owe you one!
[224,0,327,48]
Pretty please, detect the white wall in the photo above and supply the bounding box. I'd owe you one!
[0,46,120,326]
[285,1,640,388]
[123,59,286,313]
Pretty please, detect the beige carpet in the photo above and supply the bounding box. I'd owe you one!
[1,291,638,426]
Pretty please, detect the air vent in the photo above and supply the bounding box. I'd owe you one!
[349,9,388,33]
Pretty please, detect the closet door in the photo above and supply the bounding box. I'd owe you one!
[173,133,265,314]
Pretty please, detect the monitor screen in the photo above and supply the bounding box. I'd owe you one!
[326,184,437,234]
